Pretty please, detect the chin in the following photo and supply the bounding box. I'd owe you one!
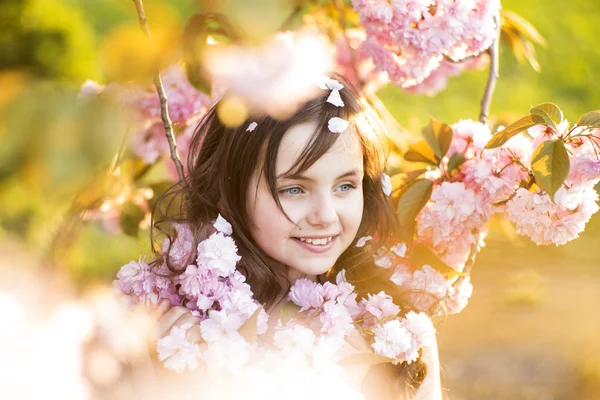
[289,257,339,276]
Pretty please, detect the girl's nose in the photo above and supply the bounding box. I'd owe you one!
[306,194,338,227]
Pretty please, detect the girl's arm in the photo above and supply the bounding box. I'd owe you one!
[414,336,442,400]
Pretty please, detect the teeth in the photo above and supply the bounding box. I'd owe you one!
[298,236,333,245]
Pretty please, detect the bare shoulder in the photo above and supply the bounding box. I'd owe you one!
[414,336,442,400]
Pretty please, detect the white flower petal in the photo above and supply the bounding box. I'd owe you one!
[325,78,344,91]
[213,214,233,235]
[328,117,349,133]
[246,122,258,132]
[381,173,392,196]
[355,236,372,248]
[326,89,344,107]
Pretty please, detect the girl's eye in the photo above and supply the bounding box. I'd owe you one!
[279,187,304,196]
[337,183,356,192]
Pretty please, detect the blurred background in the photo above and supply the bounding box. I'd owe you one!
[0,0,599,399]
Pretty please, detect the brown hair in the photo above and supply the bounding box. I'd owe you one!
[152,74,394,307]
[150,74,427,396]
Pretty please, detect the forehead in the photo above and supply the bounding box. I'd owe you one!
[277,121,363,177]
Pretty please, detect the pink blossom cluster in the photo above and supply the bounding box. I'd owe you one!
[79,64,212,179]
[288,271,436,365]
[415,118,600,251]
[115,216,268,373]
[115,215,437,374]
[416,181,493,270]
[390,263,473,315]
[351,0,500,88]
[503,122,600,245]
[371,311,435,364]
[334,28,389,94]
[368,239,474,316]
[417,120,524,269]
[287,271,361,342]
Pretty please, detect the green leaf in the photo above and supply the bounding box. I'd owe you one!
[575,110,600,128]
[119,202,146,237]
[390,169,428,193]
[404,140,440,165]
[280,301,301,325]
[502,10,547,46]
[409,243,465,278]
[338,352,392,366]
[447,153,466,173]
[530,140,570,202]
[485,114,545,149]
[238,307,262,343]
[530,103,563,128]
[421,117,453,159]
[397,179,433,228]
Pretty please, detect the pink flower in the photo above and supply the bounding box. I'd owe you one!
[362,292,400,320]
[445,277,473,315]
[371,320,411,360]
[505,186,599,245]
[114,258,170,305]
[200,310,245,343]
[320,300,355,338]
[157,323,201,373]
[161,223,195,269]
[179,265,208,298]
[352,0,500,88]
[289,279,324,311]
[196,232,242,277]
[402,311,436,348]
[205,30,333,119]
[273,325,316,355]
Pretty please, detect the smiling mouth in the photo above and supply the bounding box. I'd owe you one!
[292,235,337,245]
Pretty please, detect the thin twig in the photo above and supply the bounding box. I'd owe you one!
[479,15,501,125]
[132,0,186,182]
[280,3,304,31]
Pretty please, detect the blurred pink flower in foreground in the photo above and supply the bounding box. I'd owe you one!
[204,29,334,119]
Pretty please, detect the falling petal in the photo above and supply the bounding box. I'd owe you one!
[327,89,344,107]
[355,236,372,247]
[328,117,349,133]
[246,122,258,132]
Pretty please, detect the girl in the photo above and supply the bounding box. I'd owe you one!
[146,75,441,399]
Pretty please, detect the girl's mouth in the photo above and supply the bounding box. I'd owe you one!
[291,235,338,253]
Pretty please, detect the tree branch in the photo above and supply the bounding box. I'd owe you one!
[478,16,501,125]
[280,3,304,31]
[132,0,186,182]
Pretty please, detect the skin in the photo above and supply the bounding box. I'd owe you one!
[246,120,365,280]
[157,120,365,340]
[152,120,440,397]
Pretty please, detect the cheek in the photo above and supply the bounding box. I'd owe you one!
[340,189,364,232]
[247,190,294,241]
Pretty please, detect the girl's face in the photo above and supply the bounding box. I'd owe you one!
[246,121,364,278]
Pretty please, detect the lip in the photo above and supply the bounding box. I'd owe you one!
[294,234,338,239]
[292,235,338,254]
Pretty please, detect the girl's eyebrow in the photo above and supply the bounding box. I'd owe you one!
[277,168,364,181]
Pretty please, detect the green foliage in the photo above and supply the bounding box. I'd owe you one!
[0,0,99,81]
[421,117,453,160]
[576,111,600,128]
[530,140,570,202]
[396,179,433,229]
[485,114,545,149]
[530,103,563,129]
